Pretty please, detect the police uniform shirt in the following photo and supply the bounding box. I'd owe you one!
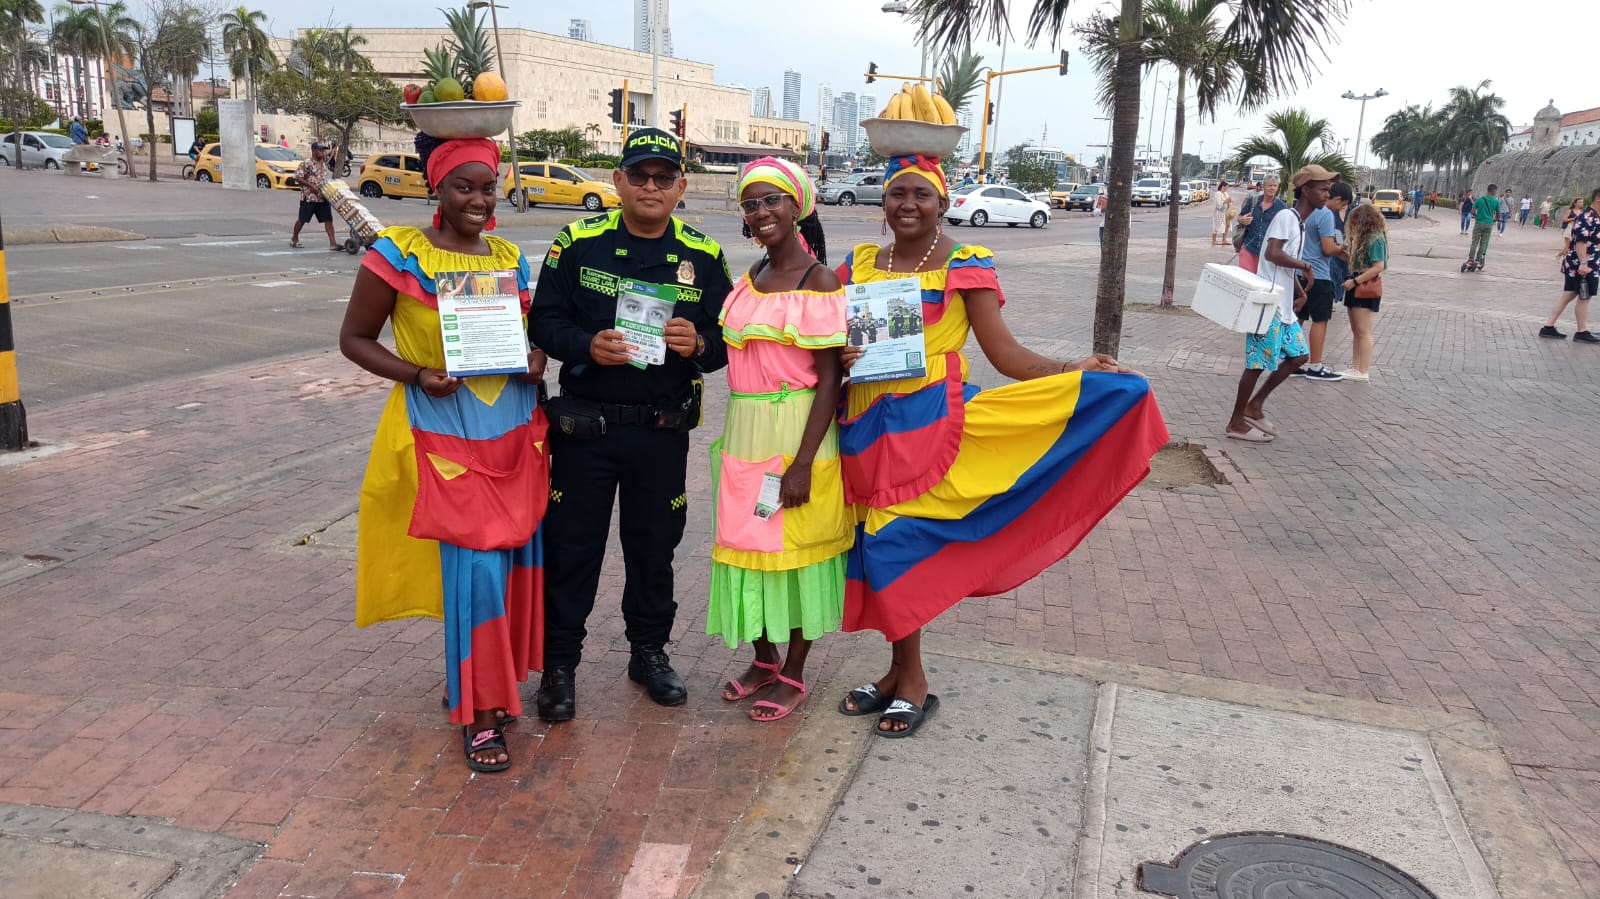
[530,209,731,406]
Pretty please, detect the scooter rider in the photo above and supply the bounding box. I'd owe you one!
[529,128,733,722]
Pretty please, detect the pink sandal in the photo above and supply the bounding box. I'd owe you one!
[749,674,807,722]
[723,658,780,701]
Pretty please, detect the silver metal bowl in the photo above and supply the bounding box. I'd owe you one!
[403,100,519,139]
[859,118,967,159]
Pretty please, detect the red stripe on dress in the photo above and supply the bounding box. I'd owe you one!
[944,266,1006,308]
[843,393,1168,641]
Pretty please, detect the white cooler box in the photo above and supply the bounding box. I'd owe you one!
[1191,263,1281,335]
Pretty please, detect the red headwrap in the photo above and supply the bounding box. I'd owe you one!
[426,137,501,231]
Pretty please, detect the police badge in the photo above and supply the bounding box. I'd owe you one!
[676,260,695,285]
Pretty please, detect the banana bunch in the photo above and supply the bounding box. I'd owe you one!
[879,82,958,125]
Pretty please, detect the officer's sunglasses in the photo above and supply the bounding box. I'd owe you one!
[622,168,681,189]
[738,194,790,216]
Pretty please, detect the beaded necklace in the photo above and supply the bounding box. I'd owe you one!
[885,228,942,274]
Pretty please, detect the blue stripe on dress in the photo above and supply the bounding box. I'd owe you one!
[852,373,1147,592]
[404,380,540,442]
[369,235,533,298]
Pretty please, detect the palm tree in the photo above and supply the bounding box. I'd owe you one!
[935,44,984,114]
[160,3,207,116]
[1230,108,1353,198]
[914,0,1352,355]
[1442,80,1508,190]
[324,24,369,73]
[219,6,273,105]
[1083,0,1260,305]
[2,0,47,166]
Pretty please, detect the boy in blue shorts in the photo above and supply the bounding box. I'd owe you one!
[1224,165,1335,442]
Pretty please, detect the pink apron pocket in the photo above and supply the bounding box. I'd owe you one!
[714,453,786,554]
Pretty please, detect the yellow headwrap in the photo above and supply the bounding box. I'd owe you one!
[883,154,948,196]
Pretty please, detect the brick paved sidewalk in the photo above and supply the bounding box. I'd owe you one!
[0,209,1597,897]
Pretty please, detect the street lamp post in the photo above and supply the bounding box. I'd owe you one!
[880,1,927,78]
[468,0,525,212]
[1340,88,1387,170]
[1144,74,1169,154]
[1156,80,1175,159]
[69,0,133,179]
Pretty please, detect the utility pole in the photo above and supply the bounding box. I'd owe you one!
[0,204,27,451]
[1341,88,1388,170]
[649,0,660,127]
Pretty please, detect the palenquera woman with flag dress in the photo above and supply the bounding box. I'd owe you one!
[340,133,549,773]
[835,151,1170,737]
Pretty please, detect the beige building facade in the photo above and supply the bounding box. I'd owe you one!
[347,27,810,160]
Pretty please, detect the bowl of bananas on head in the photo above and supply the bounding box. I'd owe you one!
[860,83,968,158]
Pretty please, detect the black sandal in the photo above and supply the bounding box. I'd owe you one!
[462,726,511,772]
[877,694,940,739]
[838,682,895,717]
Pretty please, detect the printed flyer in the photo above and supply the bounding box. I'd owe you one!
[845,277,926,383]
[435,270,529,378]
[616,280,676,369]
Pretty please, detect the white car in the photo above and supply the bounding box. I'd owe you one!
[1,130,75,168]
[1177,182,1194,204]
[946,185,1052,228]
[1132,177,1170,206]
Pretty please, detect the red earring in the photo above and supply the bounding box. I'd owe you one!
[486,215,496,231]
[432,211,442,229]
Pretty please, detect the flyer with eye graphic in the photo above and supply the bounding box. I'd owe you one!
[845,278,926,384]
[616,280,676,369]
[435,270,529,378]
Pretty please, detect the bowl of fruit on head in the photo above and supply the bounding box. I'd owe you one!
[859,83,967,158]
[402,52,517,139]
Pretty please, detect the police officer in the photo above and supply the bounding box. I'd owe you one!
[529,128,732,722]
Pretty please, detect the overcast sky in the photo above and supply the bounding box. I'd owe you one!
[258,0,1570,165]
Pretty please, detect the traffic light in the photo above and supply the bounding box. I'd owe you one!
[866,62,878,84]
[820,131,831,152]
[985,101,995,127]
[608,88,624,123]
[1059,50,1069,75]
[670,107,685,138]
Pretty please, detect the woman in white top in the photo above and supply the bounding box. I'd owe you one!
[1211,181,1233,245]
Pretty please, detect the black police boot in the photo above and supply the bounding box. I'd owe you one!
[628,645,687,707]
[536,666,576,722]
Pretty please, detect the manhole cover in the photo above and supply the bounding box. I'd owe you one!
[1139,832,1439,899]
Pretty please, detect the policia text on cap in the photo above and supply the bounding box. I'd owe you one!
[528,129,734,722]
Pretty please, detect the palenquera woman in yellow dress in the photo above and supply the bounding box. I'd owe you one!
[340,134,549,772]
[835,153,1169,737]
[708,158,850,721]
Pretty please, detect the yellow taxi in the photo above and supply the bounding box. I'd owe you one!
[1190,181,1210,203]
[504,162,621,211]
[1371,189,1406,219]
[1049,181,1081,208]
[357,152,429,199]
[192,143,302,190]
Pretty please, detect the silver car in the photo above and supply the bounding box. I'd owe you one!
[819,172,885,206]
[1,131,75,168]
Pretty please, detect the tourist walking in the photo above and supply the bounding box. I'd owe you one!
[1498,189,1514,234]
[1460,193,1474,234]
[1537,196,1553,228]
[711,158,850,722]
[1519,195,1532,226]
[1540,188,1600,343]
[833,152,1166,738]
[1236,175,1287,274]
[1211,180,1233,245]
[529,129,734,723]
[340,134,549,773]
[1339,203,1388,380]
[291,142,339,250]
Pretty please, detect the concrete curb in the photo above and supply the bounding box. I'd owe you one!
[692,634,1582,899]
[3,226,146,245]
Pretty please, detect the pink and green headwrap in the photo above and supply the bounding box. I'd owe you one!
[738,156,816,218]
[884,154,948,196]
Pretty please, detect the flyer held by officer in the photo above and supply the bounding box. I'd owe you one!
[615,280,676,368]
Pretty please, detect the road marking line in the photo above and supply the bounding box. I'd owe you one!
[253,280,303,288]
[180,239,268,247]
[254,250,300,256]
[115,244,162,250]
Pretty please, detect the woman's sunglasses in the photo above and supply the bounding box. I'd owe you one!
[738,194,789,216]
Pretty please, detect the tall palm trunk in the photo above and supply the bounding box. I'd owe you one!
[1094,0,1143,356]
[144,101,157,180]
[12,52,26,169]
[1160,71,1188,306]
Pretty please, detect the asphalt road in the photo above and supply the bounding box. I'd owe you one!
[2,169,1213,409]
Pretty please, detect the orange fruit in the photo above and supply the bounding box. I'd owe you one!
[473,73,508,102]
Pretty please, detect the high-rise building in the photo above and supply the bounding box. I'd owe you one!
[957,106,974,158]
[860,93,877,121]
[832,91,859,154]
[634,0,673,57]
[751,87,772,118]
[781,70,802,120]
[814,84,833,148]
[567,19,592,41]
